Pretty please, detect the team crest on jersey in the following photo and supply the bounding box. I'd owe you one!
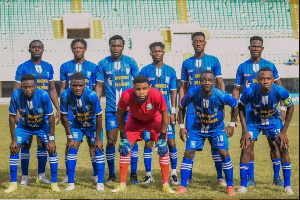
[73,132,78,139]
[126,68,130,75]
[207,67,211,71]
[165,77,170,84]
[110,120,116,127]
[47,72,50,78]
[146,103,153,110]
[85,105,91,111]
[86,71,91,78]
[190,141,196,148]
[17,136,22,144]
[37,108,43,114]
[214,107,218,113]
[106,71,113,74]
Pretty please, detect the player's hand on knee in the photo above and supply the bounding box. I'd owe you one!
[179,128,188,142]
[47,141,56,155]
[240,132,252,149]
[55,111,61,125]
[170,113,176,125]
[67,137,75,149]
[155,139,168,156]
[224,126,234,138]
[95,139,104,152]
[10,141,18,155]
[275,132,289,150]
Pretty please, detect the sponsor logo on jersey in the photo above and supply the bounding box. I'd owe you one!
[146,103,153,110]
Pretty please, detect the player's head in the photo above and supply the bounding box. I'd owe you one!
[70,72,86,97]
[71,38,87,60]
[149,42,165,63]
[191,32,206,55]
[249,36,264,59]
[109,35,125,60]
[133,75,150,104]
[200,70,215,93]
[28,40,44,59]
[258,67,274,93]
[21,74,36,99]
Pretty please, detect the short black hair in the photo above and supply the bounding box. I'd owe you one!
[191,32,205,40]
[133,75,149,85]
[250,36,263,44]
[71,38,87,49]
[109,35,125,45]
[258,67,273,76]
[21,74,36,82]
[149,42,165,51]
[29,40,43,48]
[201,70,215,78]
[71,72,85,81]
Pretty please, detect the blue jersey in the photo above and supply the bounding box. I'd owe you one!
[181,54,222,113]
[60,60,97,89]
[9,88,53,128]
[15,60,54,93]
[240,83,292,125]
[235,58,279,89]
[180,87,238,134]
[96,55,139,112]
[60,88,102,128]
[140,64,177,113]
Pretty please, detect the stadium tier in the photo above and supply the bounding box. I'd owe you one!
[0,0,299,81]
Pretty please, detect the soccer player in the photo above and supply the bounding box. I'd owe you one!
[60,72,105,192]
[140,42,179,185]
[60,38,99,183]
[179,32,226,185]
[112,75,175,193]
[5,74,60,193]
[175,70,238,195]
[13,40,60,186]
[233,36,285,186]
[237,67,294,195]
[95,35,140,183]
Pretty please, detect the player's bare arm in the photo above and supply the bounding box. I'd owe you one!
[160,108,169,134]
[61,113,74,149]
[224,105,238,138]
[95,81,103,101]
[238,103,252,149]
[216,77,225,91]
[9,114,18,155]
[48,81,60,124]
[274,79,286,122]
[170,90,177,125]
[47,114,56,155]
[95,114,103,151]
[117,108,127,134]
[60,81,66,95]
[178,106,188,142]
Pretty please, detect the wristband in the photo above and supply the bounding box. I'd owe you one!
[120,132,127,139]
[159,132,166,140]
[49,136,55,141]
[280,106,286,111]
[67,135,73,139]
[229,122,236,127]
[179,124,185,129]
[171,107,176,114]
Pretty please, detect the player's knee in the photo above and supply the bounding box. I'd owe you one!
[144,140,154,149]
[184,150,195,159]
[107,139,116,148]
[218,149,229,159]
[167,139,176,148]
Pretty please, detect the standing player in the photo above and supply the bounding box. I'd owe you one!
[5,74,60,193]
[60,73,105,192]
[13,40,60,186]
[60,38,99,183]
[175,70,238,195]
[237,68,294,194]
[112,75,175,193]
[140,42,179,185]
[95,35,140,183]
[233,36,285,186]
[179,32,226,185]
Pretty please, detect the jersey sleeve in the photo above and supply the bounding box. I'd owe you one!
[90,92,102,115]
[15,65,24,83]
[180,90,193,108]
[239,87,251,106]
[213,58,222,77]
[60,64,67,82]
[170,68,177,90]
[96,61,104,82]
[91,64,97,85]
[278,86,293,107]
[48,64,54,81]
[9,91,18,115]
[139,67,147,76]
[272,64,280,80]
[235,64,244,86]
[118,90,129,110]
[223,92,238,108]
[130,58,139,78]
[181,61,188,82]
[60,90,69,114]
[42,91,54,115]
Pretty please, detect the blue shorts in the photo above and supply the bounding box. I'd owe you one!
[105,111,129,131]
[15,123,51,146]
[142,123,175,141]
[70,121,104,142]
[186,113,196,133]
[246,123,283,140]
[186,131,229,151]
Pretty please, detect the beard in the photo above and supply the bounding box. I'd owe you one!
[135,94,148,104]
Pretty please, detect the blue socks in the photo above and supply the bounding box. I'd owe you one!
[169,147,178,171]
[95,149,105,183]
[37,146,47,175]
[211,148,223,179]
[144,148,152,173]
[180,157,193,188]
[67,147,78,183]
[282,162,291,187]
[222,156,233,187]
[240,163,249,187]
[248,160,255,179]
[49,152,58,183]
[10,153,19,182]
[20,147,30,176]
[106,146,115,175]
[188,153,195,180]
[131,143,139,174]
[91,157,97,176]
[272,158,281,179]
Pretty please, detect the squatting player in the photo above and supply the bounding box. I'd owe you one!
[140,42,179,185]
[232,36,285,187]
[60,73,105,192]
[5,74,60,193]
[179,32,226,185]
[60,38,100,184]
[13,40,60,186]
[112,75,175,193]
[237,68,294,195]
[176,70,238,196]
[95,35,140,183]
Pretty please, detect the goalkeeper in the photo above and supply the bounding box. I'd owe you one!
[112,75,174,194]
